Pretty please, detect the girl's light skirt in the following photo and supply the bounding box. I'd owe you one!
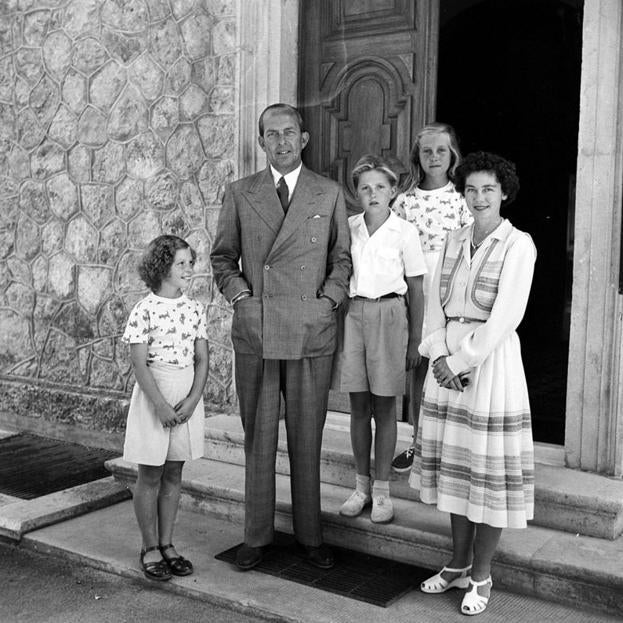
[123,362,205,466]
[410,323,534,528]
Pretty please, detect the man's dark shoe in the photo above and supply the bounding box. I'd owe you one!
[298,543,335,569]
[235,544,263,570]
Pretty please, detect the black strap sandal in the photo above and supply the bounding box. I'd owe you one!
[140,545,172,581]
[159,543,194,576]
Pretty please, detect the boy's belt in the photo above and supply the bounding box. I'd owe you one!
[353,293,401,302]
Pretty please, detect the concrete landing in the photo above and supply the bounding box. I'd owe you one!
[20,500,620,623]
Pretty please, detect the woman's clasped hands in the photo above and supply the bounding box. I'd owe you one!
[432,356,465,392]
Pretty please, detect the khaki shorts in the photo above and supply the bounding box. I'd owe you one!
[337,296,408,396]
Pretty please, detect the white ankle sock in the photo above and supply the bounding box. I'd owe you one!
[355,473,371,495]
[372,480,390,497]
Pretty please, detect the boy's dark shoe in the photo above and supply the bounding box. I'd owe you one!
[298,542,335,569]
[391,446,415,473]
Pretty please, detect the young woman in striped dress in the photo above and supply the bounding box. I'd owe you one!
[411,152,536,616]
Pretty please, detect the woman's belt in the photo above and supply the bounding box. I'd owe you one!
[445,316,485,324]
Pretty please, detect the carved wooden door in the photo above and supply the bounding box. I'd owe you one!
[299,0,439,210]
[299,1,439,414]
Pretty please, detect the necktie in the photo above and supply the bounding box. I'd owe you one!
[277,176,289,213]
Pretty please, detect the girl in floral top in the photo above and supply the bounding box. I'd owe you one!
[122,235,208,582]
[391,123,472,473]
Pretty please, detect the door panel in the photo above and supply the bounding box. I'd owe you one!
[299,0,438,208]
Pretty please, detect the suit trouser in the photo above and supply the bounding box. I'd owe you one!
[235,354,333,547]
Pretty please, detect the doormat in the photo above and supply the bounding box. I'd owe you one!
[215,531,431,607]
[0,432,118,499]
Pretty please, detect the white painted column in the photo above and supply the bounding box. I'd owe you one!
[236,0,300,177]
[566,0,623,474]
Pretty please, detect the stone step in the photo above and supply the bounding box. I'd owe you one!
[203,413,623,540]
[105,454,623,617]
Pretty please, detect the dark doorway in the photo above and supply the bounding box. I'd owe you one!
[437,0,583,444]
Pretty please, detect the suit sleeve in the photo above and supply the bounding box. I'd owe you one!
[210,184,250,303]
[320,186,352,306]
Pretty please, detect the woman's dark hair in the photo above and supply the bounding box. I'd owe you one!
[138,235,196,292]
[454,151,520,206]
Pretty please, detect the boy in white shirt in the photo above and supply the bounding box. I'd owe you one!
[336,155,427,523]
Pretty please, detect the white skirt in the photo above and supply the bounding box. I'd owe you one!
[123,362,205,466]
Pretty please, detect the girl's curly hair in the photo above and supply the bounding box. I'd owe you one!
[138,235,196,292]
[454,151,520,206]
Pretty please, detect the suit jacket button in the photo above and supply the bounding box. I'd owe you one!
[311,236,317,243]
[300,265,305,270]
[264,264,270,270]
[301,294,307,301]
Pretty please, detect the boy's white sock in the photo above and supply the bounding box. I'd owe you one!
[372,480,390,498]
[355,473,371,495]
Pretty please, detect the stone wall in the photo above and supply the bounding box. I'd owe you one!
[0,0,239,439]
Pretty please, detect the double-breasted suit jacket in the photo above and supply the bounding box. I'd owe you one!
[211,166,351,358]
[211,165,352,547]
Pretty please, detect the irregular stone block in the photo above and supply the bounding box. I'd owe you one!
[65,215,98,262]
[161,206,190,238]
[145,170,178,211]
[212,18,236,55]
[29,75,60,125]
[171,0,196,20]
[63,0,100,40]
[198,114,234,158]
[8,144,30,180]
[208,85,234,114]
[15,214,40,261]
[202,0,235,18]
[31,140,64,180]
[41,220,64,256]
[165,57,191,94]
[0,56,15,102]
[47,251,75,299]
[186,228,211,274]
[180,83,209,120]
[179,180,205,228]
[126,131,163,179]
[47,172,79,220]
[217,54,235,84]
[43,30,72,80]
[149,18,182,69]
[81,183,115,228]
[92,141,125,184]
[6,282,35,316]
[68,144,91,183]
[108,84,148,141]
[98,295,128,336]
[15,47,44,85]
[115,249,144,291]
[166,124,204,179]
[40,329,83,384]
[198,158,234,204]
[23,9,52,46]
[0,103,15,143]
[99,218,127,265]
[101,0,148,32]
[91,355,124,390]
[32,255,47,291]
[151,95,179,141]
[19,180,49,224]
[191,57,216,93]
[129,53,163,102]
[7,256,32,286]
[180,12,213,60]
[101,27,145,65]
[90,61,127,112]
[72,37,109,76]
[115,176,143,221]
[33,293,60,349]
[147,0,171,21]
[0,231,14,260]
[0,309,33,370]
[78,106,107,146]
[78,265,113,315]
[62,69,87,115]
[128,210,160,248]
[48,104,78,148]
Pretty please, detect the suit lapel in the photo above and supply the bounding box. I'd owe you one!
[270,167,322,251]
[242,169,284,235]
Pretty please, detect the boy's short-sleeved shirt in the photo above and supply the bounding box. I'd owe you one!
[348,210,427,298]
[391,181,472,253]
[122,292,208,368]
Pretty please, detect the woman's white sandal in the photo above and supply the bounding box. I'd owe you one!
[461,576,492,616]
[420,565,472,593]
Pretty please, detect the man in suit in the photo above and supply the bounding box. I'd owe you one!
[211,103,351,570]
